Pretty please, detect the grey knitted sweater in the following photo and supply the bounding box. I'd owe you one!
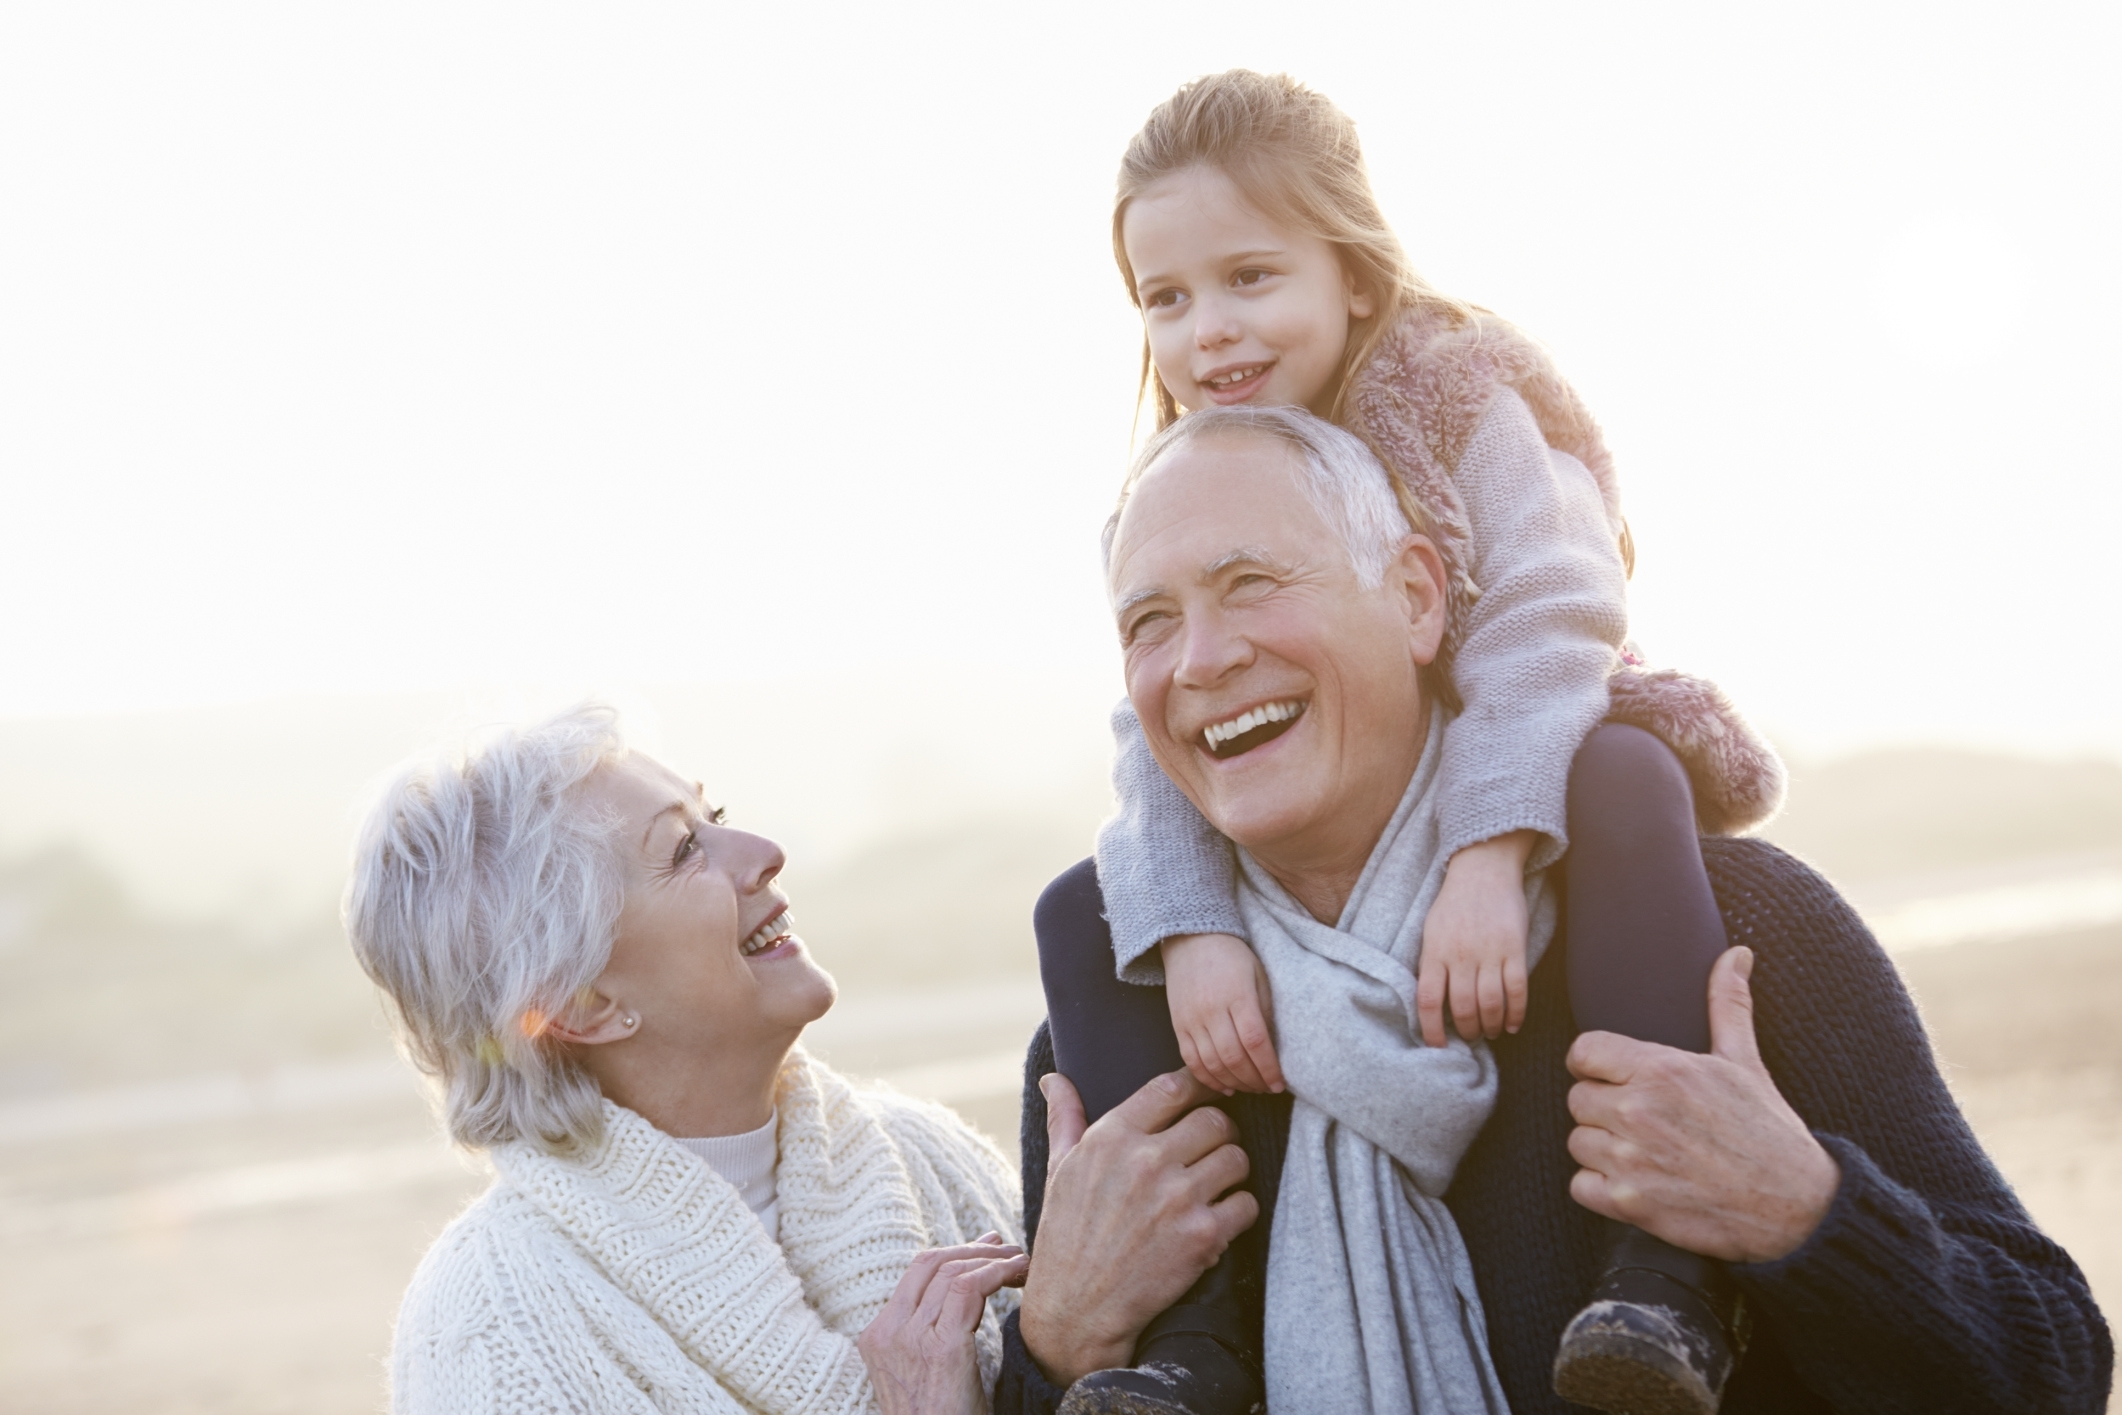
[1096,387,1629,980]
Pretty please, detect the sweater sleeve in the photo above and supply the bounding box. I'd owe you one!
[1092,697,1244,983]
[1435,388,1629,869]
[1715,841,2113,1413]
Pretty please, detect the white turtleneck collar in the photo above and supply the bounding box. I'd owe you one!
[673,1109,780,1240]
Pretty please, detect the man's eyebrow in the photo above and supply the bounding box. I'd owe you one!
[1202,546,1294,579]
[1114,547,1292,622]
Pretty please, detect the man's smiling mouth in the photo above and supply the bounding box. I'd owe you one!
[1202,700,1306,759]
[741,908,795,956]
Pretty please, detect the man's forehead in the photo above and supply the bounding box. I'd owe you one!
[1111,437,1319,586]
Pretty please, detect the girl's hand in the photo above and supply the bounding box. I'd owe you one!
[1418,831,1537,1046]
[858,1234,1028,1415]
[1162,932,1284,1095]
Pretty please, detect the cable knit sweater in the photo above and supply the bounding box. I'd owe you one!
[390,1047,1023,1415]
[998,839,2113,1414]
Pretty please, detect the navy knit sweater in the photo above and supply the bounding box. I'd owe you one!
[994,838,2112,1414]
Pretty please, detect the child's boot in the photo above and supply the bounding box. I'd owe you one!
[1551,1225,1750,1415]
[1056,1251,1264,1415]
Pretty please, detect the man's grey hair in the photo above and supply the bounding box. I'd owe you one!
[343,703,629,1154]
[1102,404,1414,586]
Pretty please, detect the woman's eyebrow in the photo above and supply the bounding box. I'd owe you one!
[640,801,690,851]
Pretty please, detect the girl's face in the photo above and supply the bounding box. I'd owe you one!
[1122,164,1374,418]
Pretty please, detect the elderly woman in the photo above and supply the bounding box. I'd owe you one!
[344,705,1029,1415]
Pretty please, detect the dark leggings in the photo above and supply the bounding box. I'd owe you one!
[1036,722,1728,1127]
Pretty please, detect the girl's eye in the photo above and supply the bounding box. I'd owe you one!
[1144,287,1186,310]
[1233,268,1271,288]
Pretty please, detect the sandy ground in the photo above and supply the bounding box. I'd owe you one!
[1,924,2115,1413]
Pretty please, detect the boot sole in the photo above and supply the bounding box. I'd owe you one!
[1552,1300,1720,1415]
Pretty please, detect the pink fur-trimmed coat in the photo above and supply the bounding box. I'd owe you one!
[1349,306,1785,835]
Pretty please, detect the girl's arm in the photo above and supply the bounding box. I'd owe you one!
[1093,698,1244,984]
[1434,387,1629,870]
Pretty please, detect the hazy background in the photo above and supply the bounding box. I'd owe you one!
[1,1,2118,1411]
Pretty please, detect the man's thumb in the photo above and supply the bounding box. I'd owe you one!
[1707,946,1764,1070]
[1042,1072,1088,1168]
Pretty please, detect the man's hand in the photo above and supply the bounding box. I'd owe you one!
[1162,932,1284,1095]
[1017,1070,1258,1387]
[857,1234,1028,1415]
[1565,946,1841,1264]
[1418,831,1535,1045]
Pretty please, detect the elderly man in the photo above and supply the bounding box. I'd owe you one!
[995,406,2111,1415]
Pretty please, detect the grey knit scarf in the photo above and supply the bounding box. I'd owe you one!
[1237,711,1557,1413]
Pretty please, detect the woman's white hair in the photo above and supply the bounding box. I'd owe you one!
[343,703,629,1154]
[1101,404,1411,587]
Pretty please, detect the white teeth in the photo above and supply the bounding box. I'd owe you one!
[1202,700,1304,749]
[741,909,793,956]
[1210,365,1264,387]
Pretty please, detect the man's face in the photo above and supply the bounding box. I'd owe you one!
[1107,433,1447,878]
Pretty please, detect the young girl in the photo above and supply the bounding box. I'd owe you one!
[1032,71,1783,1415]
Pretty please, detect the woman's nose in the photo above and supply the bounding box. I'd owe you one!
[730,830,786,896]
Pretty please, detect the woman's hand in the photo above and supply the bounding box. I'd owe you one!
[858,1234,1028,1415]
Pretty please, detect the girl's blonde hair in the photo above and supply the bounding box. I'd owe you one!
[1113,70,1476,433]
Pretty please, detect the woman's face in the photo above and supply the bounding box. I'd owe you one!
[1122,164,1373,418]
[579,752,835,1059]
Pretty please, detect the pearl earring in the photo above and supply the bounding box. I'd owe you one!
[624,1015,638,1029]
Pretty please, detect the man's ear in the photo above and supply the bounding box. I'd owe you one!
[544,987,636,1048]
[1392,534,1450,665]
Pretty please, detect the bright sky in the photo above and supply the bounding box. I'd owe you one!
[3,1,2117,761]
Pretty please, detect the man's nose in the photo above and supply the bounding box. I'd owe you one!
[1173,609,1252,689]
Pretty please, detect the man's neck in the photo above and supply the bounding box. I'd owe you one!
[1249,700,1432,924]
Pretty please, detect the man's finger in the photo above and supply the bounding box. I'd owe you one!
[1106,1067,1222,1138]
[1566,1028,1648,1085]
[1707,946,1763,1071]
[1568,1164,1622,1222]
[1503,956,1528,1035]
[1566,1075,1627,1129]
[1041,1072,1087,1170]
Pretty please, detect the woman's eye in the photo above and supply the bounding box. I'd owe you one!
[707,806,727,825]
[672,828,700,868]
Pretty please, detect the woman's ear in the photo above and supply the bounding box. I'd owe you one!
[1394,534,1450,664]
[544,988,638,1048]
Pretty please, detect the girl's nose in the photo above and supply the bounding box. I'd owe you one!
[1192,293,1241,349]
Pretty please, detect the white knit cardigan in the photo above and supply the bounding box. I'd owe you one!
[390,1047,1023,1414]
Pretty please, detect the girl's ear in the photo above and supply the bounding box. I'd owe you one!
[1347,274,1376,322]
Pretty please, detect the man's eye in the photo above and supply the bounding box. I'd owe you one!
[1124,610,1170,640]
